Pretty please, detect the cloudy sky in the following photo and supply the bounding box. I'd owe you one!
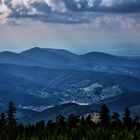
[0,0,140,55]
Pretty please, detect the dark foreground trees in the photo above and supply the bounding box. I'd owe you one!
[0,102,140,140]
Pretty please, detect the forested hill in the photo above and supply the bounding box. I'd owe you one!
[0,101,140,140]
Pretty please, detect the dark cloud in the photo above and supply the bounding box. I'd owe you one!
[64,0,140,13]
[0,0,140,24]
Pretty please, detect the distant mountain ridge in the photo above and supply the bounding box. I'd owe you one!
[20,47,77,67]
[0,47,140,68]
[80,51,130,65]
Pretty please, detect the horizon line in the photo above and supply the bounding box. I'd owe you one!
[0,46,140,57]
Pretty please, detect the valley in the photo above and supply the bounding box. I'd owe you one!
[0,47,140,123]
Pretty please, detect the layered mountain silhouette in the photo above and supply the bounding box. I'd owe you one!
[0,47,140,123]
[0,47,140,68]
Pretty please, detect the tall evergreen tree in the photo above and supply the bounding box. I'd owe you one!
[56,114,65,129]
[123,108,132,129]
[100,104,110,127]
[111,112,122,128]
[6,101,17,125]
[5,102,18,140]
[67,114,79,128]
[0,113,6,127]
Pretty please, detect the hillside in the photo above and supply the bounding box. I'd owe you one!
[1,47,140,69]
[0,48,140,120]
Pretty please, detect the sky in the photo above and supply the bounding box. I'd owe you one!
[0,0,140,56]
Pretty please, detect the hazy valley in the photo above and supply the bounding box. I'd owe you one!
[0,47,140,123]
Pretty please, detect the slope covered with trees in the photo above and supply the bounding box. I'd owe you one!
[0,102,140,140]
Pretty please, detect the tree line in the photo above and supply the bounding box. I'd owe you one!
[0,102,140,140]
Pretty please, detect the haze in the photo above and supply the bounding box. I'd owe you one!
[0,0,140,56]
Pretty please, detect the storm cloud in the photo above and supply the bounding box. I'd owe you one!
[0,0,140,24]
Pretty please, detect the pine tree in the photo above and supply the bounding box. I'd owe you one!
[67,114,79,128]
[111,112,122,129]
[100,104,110,127]
[56,114,66,131]
[5,102,18,140]
[6,101,17,125]
[0,113,6,129]
[123,108,132,129]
